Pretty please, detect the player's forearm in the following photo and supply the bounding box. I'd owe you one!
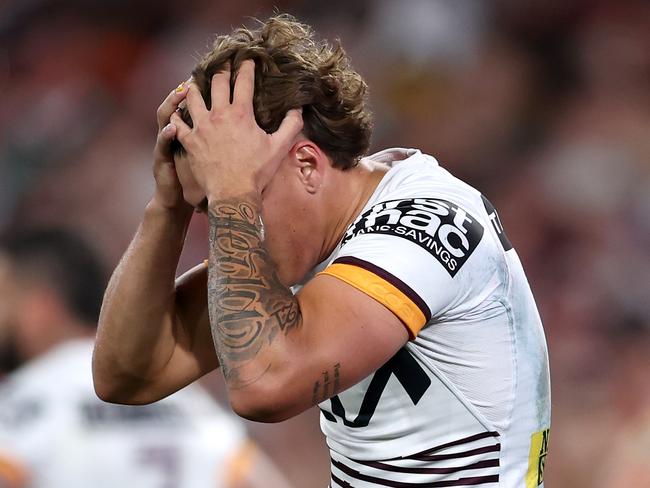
[93,198,192,398]
[206,195,304,420]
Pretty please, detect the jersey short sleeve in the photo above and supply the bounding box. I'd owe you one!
[319,196,485,339]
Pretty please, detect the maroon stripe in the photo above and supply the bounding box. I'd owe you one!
[412,444,501,462]
[442,476,499,487]
[331,473,354,488]
[332,459,498,487]
[356,458,499,475]
[333,256,432,322]
[408,432,500,458]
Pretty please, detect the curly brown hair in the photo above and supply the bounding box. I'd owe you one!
[173,14,373,170]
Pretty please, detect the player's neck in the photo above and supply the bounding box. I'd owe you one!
[319,161,389,262]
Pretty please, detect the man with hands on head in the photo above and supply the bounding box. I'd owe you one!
[93,15,551,487]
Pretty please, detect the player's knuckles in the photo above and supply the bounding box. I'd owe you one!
[179,134,206,155]
[212,72,229,84]
[228,103,248,117]
[207,109,228,124]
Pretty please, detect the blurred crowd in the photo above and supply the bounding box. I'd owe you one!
[1,0,648,486]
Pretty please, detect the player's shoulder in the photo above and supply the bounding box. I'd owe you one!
[343,148,489,266]
[366,147,443,188]
[366,148,483,210]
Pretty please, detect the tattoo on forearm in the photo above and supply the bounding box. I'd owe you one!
[312,363,341,404]
[207,197,302,389]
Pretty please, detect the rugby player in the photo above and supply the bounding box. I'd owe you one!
[93,15,551,487]
[0,228,290,488]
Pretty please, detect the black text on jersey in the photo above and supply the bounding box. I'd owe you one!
[481,195,513,251]
[343,198,484,277]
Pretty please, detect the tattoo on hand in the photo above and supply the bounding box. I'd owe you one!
[207,197,302,389]
[312,363,341,404]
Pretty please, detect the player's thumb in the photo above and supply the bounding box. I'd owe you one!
[272,108,303,153]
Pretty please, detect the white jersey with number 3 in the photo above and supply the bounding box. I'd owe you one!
[317,148,551,488]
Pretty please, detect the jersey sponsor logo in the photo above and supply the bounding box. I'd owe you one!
[526,428,550,488]
[342,198,484,277]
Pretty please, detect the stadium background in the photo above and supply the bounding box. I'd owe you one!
[1,0,648,486]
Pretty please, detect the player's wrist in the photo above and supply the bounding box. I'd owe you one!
[204,179,261,209]
[205,190,262,226]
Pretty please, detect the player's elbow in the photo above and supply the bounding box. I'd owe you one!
[93,383,125,405]
[92,376,124,404]
[93,377,159,406]
[92,357,119,402]
[228,381,301,423]
[92,373,133,404]
[91,361,158,406]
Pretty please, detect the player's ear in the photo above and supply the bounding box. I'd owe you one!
[291,140,325,194]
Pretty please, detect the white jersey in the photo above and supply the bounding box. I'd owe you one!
[0,339,249,488]
[317,149,551,487]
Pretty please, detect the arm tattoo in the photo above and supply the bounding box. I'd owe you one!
[312,363,341,404]
[207,196,302,389]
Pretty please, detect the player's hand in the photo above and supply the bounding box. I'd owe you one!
[170,60,303,201]
[151,80,193,212]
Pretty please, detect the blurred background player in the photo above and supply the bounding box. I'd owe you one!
[0,227,292,488]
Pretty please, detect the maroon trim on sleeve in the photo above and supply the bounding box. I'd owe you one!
[332,256,432,323]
